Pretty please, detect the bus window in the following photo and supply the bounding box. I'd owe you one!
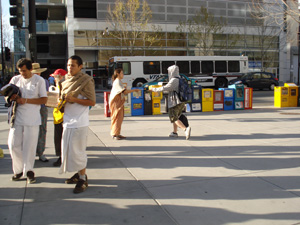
[143,61,160,74]
[162,61,175,74]
[215,61,227,73]
[122,62,131,75]
[176,61,189,74]
[191,61,200,74]
[201,61,213,74]
[228,61,240,72]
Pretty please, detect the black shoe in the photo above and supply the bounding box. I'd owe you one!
[73,176,88,194]
[53,157,61,167]
[26,171,36,184]
[12,172,23,181]
[65,173,79,184]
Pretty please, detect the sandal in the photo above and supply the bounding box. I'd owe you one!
[117,135,126,139]
[112,135,121,140]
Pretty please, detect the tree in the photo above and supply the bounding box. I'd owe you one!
[106,0,162,56]
[176,7,239,56]
[2,22,14,50]
[245,19,281,71]
[250,1,296,73]
[251,0,300,25]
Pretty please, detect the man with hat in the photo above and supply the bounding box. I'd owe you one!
[31,63,49,162]
[8,58,48,184]
[50,69,67,167]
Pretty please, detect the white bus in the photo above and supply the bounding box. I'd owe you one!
[108,56,248,89]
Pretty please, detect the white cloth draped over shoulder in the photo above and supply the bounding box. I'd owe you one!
[109,78,126,106]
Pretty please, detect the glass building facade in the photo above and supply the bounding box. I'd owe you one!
[69,0,281,77]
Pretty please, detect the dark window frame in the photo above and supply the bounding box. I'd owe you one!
[201,61,213,74]
[162,61,175,74]
[176,61,190,74]
[143,61,160,74]
[215,61,227,73]
[74,0,96,18]
[191,61,200,74]
[228,61,240,72]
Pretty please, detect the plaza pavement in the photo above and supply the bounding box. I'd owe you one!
[0,103,300,225]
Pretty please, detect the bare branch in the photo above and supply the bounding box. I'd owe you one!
[106,0,162,56]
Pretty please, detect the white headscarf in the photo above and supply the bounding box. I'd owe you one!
[168,65,180,79]
[109,78,125,105]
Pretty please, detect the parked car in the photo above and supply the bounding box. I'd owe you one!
[143,74,196,90]
[228,72,279,90]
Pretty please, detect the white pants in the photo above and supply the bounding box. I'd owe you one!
[8,125,39,175]
[59,126,88,174]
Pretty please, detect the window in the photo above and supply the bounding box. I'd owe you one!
[162,61,175,74]
[36,8,48,20]
[201,61,213,74]
[253,73,261,79]
[215,61,227,73]
[117,62,131,75]
[74,0,96,18]
[228,61,240,72]
[143,61,160,74]
[191,61,200,74]
[176,61,189,74]
[262,73,271,79]
[37,36,49,53]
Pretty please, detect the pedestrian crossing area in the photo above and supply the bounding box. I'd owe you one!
[0,96,8,115]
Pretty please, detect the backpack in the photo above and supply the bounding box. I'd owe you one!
[175,77,192,103]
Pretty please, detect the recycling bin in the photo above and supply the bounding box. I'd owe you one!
[213,90,224,111]
[104,91,111,117]
[144,90,153,115]
[244,87,253,110]
[284,83,299,107]
[190,84,202,112]
[149,85,163,115]
[219,88,235,110]
[202,88,213,112]
[274,86,289,108]
[229,84,244,110]
[131,87,144,116]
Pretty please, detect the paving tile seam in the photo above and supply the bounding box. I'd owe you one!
[142,168,298,194]
[256,176,300,198]
[92,130,181,225]
[141,172,257,190]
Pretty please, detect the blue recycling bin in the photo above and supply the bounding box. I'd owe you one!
[228,84,244,110]
[219,88,235,110]
[190,84,202,112]
[131,87,144,116]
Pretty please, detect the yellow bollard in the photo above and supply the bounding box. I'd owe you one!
[0,148,4,158]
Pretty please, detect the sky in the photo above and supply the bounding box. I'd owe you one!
[1,1,10,25]
[1,1,15,48]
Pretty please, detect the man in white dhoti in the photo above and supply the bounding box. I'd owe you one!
[59,55,96,194]
[8,58,48,184]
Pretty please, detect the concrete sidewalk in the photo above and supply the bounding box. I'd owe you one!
[0,106,300,225]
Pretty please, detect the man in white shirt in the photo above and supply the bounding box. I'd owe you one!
[8,58,48,184]
[59,55,96,194]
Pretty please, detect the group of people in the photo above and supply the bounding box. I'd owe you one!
[5,56,190,194]
[109,64,191,141]
[5,55,96,194]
